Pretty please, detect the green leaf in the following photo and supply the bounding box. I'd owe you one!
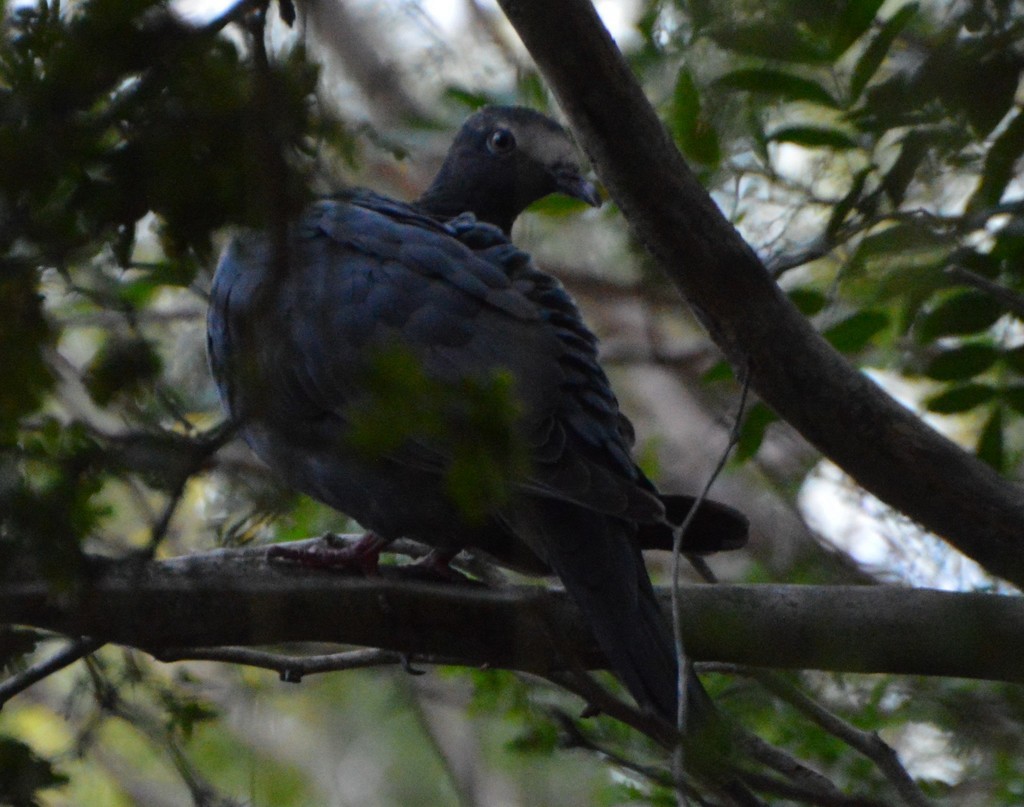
[443,86,494,110]
[831,0,886,58]
[881,129,929,206]
[850,3,918,100]
[923,344,998,381]
[967,109,1024,213]
[1001,385,1024,414]
[950,50,1021,137]
[702,360,734,383]
[976,406,1004,472]
[715,68,839,107]
[916,291,1004,341]
[517,70,548,110]
[669,68,721,166]
[0,271,55,439]
[826,167,870,237]
[788,288,829,316]
[527,193,593,217]
[845,223,951,279]
[823,310,889,352]
[709,23,832,63]
[925,383,995,414]
[1002,346,1024,374]
[768,125,858,150]
[0,736,69,805]
[735,402,777,462]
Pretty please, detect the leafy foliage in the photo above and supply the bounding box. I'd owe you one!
[2,0,1024,804]
[669,0,1024,475]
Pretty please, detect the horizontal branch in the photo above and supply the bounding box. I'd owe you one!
[2,544,1022,683]
[495,0,1024,588]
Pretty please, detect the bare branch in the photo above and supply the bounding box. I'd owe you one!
[151,646,406,681]
[0,637,104,708]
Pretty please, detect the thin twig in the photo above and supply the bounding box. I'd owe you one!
[544,668,679,748]
[151,646,409,682]
[945,264,1024,321]
[670,367,751,801]
[0,637,104,708]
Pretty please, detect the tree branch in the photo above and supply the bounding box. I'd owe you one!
[745,670,932,807]
[2,545,1023,684]
[0,637,104,708]
[493,0,1024,588]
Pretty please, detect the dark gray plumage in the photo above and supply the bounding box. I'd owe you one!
[207,106,747,729]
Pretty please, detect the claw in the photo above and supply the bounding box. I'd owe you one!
[267,531,388,575]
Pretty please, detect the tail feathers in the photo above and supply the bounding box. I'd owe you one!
[530,498,711,726]
[528,497,743,789]
[638,495,749,555]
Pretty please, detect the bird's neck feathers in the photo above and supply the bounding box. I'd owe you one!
[416,162,518,235]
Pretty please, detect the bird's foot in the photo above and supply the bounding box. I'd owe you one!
[266,532,387,576]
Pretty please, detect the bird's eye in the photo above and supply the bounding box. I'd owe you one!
[487,128,516,155]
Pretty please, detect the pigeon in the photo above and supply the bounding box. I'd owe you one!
[207,106,747,733]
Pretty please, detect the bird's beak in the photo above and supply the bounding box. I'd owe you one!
[553,167,602,207]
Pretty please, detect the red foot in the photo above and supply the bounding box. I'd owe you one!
[267,532,388,575]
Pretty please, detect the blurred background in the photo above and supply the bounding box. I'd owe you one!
[2,0,1024,804]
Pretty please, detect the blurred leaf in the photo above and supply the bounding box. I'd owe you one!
[669,68,721,166]
[788,288,829,316]
[527,193,594,218]
[768,125,858,149]
[976,405,1004,471]
[826,166,870,237]
[823,310,889,352]
[881,129,929,205]
[925,382,995,413]
[83,336,163,406]
[831,0,886,58]
[735,402,777,461]
[702,360,734,383]
[846,223,951,278]
[945,49,1021,136]
[967,109,1024,213]
[1002,346,1024,374]
[0,628,44,669]
[716,68,839,107]
[1002,385,1024,414]
[517,70,548,110]
[924,344,998,381]
[161,691,219,741]
[0,270,54,440]
[850,3,918,100]
[507,722,560,755]
[916,291,1004,341]
[0,735,68,807]
[443,86,494,110]
[709,23,832,63]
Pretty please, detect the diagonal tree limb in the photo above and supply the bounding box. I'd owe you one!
[492,0,1024,588]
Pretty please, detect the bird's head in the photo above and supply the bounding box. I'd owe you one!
[417,106,601,234]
